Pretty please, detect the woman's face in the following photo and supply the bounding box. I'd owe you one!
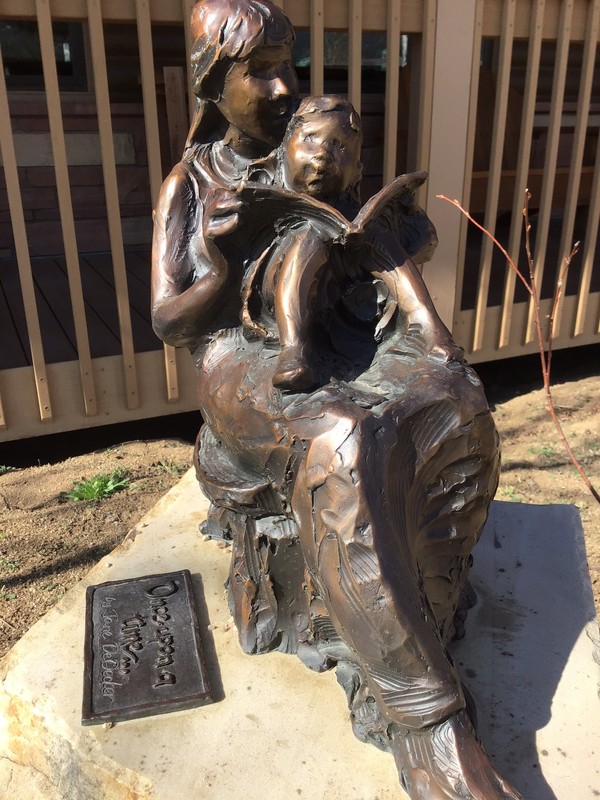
[216,44,299,148]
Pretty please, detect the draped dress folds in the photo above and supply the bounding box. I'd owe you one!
[153,142,500,743]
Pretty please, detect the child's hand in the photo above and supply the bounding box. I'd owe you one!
[429,340,465,364]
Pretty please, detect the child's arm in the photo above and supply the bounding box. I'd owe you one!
[368,228,464,362]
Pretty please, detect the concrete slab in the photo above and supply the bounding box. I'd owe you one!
[451,502,600,799]
[1,470,598,800]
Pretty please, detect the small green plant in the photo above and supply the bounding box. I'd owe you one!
[0,465,17,474]
[154,459,188,477]
[528,445,557,459]
[0,557,20,572]
[64,469,129,501]
[498,485,526,503]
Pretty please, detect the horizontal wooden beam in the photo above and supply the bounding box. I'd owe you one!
[0,350,198,443]
[454,293,600,363]
[0,0,428,30]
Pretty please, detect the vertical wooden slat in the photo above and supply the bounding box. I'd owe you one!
[498,0,545,348]
[136,0,180,403]
[453,0,484,316]
[552,0,600,338]
[424,0,481,332]
[36,0,98,417]
[162,66,189,403]
[413,0,436,185]
[87,0,139,409]
[181,0,195,123]
[136,0,162,203]
[0,49,53,422]
[348,0,362,114]
[0,389,6,431]
[574,127,600,336]
[525,0,573,344]
[472,0,516,352]
[311,0,325,96]
[164,67,188,165]
[383,0,401,184]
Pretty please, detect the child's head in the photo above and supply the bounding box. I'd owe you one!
[280,95,362,202]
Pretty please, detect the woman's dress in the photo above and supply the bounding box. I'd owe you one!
[152,141,500,744]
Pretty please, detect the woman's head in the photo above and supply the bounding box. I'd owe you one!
[281,95,363,202]
[187,0,298,150]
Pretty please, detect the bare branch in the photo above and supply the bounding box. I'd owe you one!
[438,192,599,505]
[436,195,533,295]
[547,242,580,378]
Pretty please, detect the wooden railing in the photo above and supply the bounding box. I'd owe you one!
[448,0,600,362]
[0,0,598,441]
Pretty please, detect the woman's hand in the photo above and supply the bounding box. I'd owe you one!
[203,188,246,240]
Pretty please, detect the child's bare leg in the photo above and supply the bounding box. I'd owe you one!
[273,235,329,391]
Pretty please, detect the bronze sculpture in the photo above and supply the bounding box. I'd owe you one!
[151,2,522,797]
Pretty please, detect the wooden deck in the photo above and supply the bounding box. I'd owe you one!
[0,249,160,371]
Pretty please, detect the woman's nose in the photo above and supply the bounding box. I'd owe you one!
[272,71,298,100]
[272,75,294,100]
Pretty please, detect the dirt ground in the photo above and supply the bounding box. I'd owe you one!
[0,372,598,659]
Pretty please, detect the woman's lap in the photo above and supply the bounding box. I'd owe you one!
[196,331,498,678]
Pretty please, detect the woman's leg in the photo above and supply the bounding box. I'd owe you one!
[291,408,466,730]
[289,393,520,799]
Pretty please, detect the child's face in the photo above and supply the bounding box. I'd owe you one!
[282,113,361,200]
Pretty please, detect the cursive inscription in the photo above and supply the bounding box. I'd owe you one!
[100,596,118,639]
[100,643,122,700]
[99,597,121,700]
[119,613,147,674]
[146,581,178,689]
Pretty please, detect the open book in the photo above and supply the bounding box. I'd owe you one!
[236,170,437,264]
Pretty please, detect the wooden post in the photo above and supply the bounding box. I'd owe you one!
[422,0,482,335]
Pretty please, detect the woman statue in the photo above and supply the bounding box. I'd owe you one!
[151,1,521,797]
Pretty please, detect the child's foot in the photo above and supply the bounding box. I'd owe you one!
[273,345,315,392]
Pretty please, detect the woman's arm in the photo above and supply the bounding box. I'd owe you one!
[151,164,239,348]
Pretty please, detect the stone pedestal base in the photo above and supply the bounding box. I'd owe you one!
[1,470,598,799]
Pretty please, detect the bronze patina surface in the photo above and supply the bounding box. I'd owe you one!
[151,1,522,796]
[82,570,211,724]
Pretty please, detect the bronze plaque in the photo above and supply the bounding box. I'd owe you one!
[82,570,212,725]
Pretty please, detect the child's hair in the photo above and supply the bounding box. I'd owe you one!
[281,95,363,203]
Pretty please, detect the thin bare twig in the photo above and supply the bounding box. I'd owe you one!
[437,192,600,505]
[0,614,17,631]
[437,194,533,294]
[546,240,579,377]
